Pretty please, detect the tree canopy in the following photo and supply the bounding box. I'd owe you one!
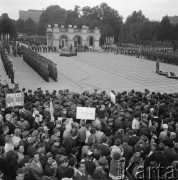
[0,3,178,45]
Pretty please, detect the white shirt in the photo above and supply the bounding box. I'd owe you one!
[132,118,140,130]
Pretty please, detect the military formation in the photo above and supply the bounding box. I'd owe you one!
[114,47,178,65]
[0,44,15,83]
[21,46,58,82]
[30,45,57,53]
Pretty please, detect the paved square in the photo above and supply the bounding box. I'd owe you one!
[1,52,178,93]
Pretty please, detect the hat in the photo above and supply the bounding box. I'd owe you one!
[22,131,29,138]
[162,124,168,129]
[98,157,108,166]
[32,130,39,137]
[58,156,68,164]
[28,137,37,144]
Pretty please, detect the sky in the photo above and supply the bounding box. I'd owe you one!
[0,0,178,22]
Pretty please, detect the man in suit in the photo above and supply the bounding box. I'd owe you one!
[74,161,88,180]
[98,136,110,157]
[4,114,15,135]
[122,135,133,165]
[29,152,44,180]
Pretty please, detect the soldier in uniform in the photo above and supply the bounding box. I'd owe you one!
[156,59,159,73]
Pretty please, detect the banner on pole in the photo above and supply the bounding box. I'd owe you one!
[5,93,24,108]
[109,91,116,104]
[76,107,96,120]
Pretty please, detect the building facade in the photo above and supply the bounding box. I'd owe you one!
[46,24,101,51]
[19,9,44,22]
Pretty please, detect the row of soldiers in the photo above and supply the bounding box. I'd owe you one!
[0,45,15,83]
[30,45,57,53]
[21,46,58,82]
[115,47,178,65]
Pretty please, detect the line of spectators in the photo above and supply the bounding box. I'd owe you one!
[0,82,178,180]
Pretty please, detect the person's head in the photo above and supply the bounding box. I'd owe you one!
[16,168,25,180]
[114,139,121,147]
[98,157,108,169]
[33,152,40,163]
[113,151,121,160]
[5,135,12,144]
[53,139,60,147]
[102,135,108,144]
[158,143,165,151]
[3,126,9,134]
[37,143,45,153]
[94,151,101,161]
[64,167,74,178]
[86,123,92,131]
[50,160,58,169]
[71,147,78,155]
[35,114,41,123]
[20,113,25,120]
[59,156,68,167]
[162,124,168,131]
[71,127,78,140]
[68,157,77,167]
[90,128,96,134]
[47,154,53,164]
[78,161,86,174]
[134,150,141,159]
[62,118,67,125]
[5,114,12,122]
[17,145,24,154]
[153,110,158,117]
[134,113,140,120]
[151,143,157,151]
[53,129,61,137]
[80,120,86,127]
[153,121,158,128]
[21,155,31,170]
[14,128,21,137]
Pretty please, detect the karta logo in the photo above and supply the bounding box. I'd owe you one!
[125,163,178,180]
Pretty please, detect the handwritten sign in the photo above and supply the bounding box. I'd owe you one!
[76,107,96,120]
[5,93,24,108]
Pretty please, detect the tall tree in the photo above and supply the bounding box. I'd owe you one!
[158,16,172,43]
[0,13,16,39]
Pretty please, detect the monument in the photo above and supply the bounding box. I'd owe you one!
[46,24,101,51]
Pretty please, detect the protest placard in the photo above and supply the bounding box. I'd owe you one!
[76,107,96,120]
[5,93,24,108]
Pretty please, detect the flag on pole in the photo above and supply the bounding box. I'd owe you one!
[49,98,54,122]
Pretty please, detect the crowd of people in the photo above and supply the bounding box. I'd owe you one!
[0,79,177,180]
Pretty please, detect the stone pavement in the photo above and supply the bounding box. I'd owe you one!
[1,52,178,93]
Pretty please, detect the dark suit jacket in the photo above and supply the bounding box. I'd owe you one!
[164,148,178,165]
[153,150,169,168]
[98,144,111,157]
[29,161,44,180]
[122,143,133,164]
[4,120,15,134]
[128,135,140,147]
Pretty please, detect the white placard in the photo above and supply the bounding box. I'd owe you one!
[76,107,96,120]
[109,91,116,104]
